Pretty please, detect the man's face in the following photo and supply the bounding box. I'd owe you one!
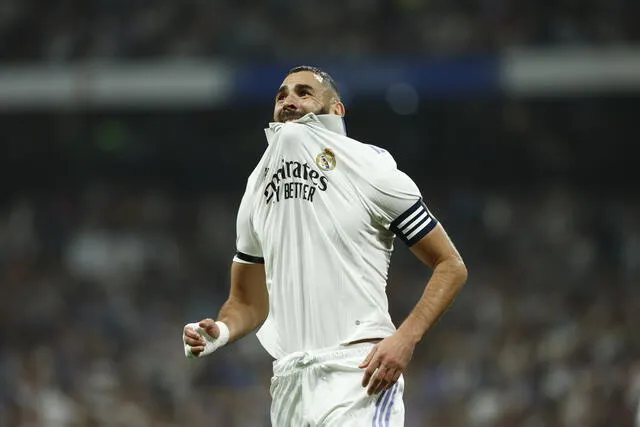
[273,71,336,123]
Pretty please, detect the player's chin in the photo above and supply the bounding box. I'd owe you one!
[279,117,299,123]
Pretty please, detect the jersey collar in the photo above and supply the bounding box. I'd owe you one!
[265,113,347,144]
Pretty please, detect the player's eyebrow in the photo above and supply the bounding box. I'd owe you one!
[275,83,316,100]
[293,84,315,93]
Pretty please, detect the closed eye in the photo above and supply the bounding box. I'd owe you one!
[296,85,314,97]
[275,84,315,101]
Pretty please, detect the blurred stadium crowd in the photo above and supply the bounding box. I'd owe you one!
[0,180,638,427]
[0,97,638,427]
[1,0,639,427]
[0,0,639,62]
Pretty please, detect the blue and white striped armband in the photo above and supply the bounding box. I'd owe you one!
[389,199,438,246]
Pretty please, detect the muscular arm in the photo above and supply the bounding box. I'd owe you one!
[397,223,468,344]
[216,261,269,343]
[361,222,467,394]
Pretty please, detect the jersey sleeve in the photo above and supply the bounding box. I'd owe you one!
[233,180,264,264]
[367,161,438,246]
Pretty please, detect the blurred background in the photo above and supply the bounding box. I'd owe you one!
[0,0,639,426]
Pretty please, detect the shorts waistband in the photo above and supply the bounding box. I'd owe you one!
[273,342,375,377]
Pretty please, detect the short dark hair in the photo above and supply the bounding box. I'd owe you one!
[287,65,341,101]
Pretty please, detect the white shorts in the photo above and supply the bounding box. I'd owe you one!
[270,342,405,427]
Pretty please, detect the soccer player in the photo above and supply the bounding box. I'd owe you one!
[183,65,468,426]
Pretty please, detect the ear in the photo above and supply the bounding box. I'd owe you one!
[331,101,346,117]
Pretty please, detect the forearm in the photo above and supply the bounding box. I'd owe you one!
[216,262,269,344]
[217,297,267,344]
[397,258,467,344]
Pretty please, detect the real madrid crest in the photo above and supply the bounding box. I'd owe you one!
[315,148,336,171]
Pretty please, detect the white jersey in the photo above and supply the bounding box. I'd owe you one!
[234,113,438,359]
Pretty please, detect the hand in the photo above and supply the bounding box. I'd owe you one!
[359,331,415,395]
[183,318,220,357]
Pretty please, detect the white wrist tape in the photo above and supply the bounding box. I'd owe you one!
[184,321,230,359]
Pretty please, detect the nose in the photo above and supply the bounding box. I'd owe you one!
[282,92,299,107]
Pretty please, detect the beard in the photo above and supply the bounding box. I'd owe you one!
[277,105,330,123]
